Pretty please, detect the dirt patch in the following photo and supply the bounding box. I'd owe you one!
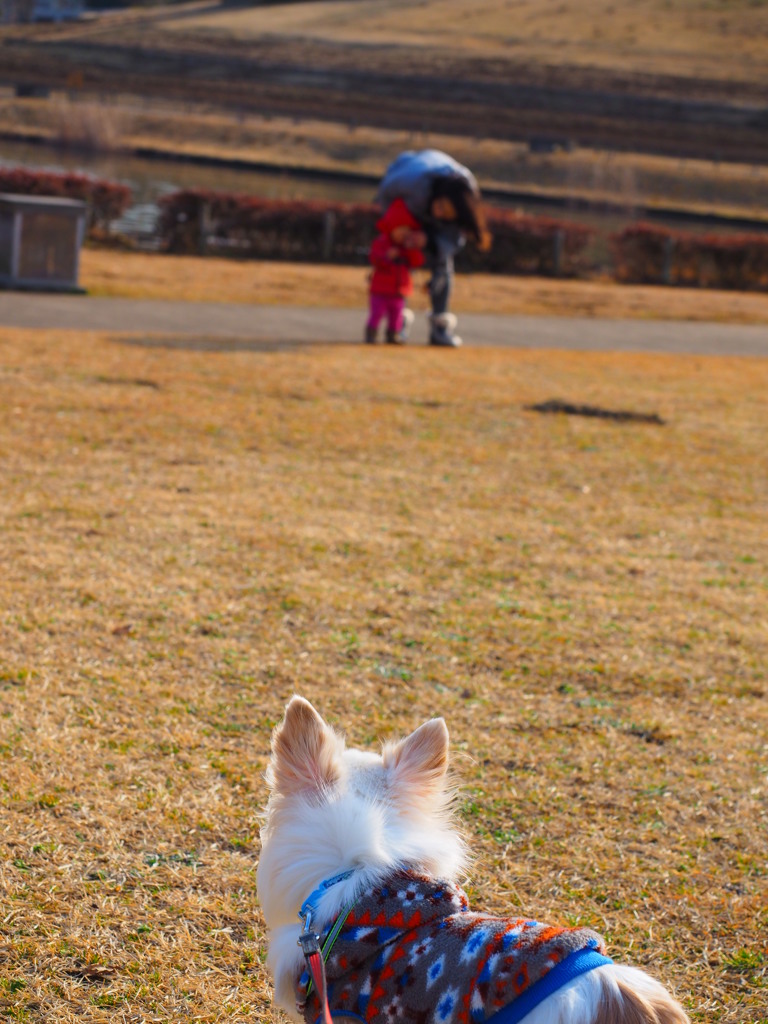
[527,399,665,424]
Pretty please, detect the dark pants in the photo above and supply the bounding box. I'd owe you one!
[426,225,463,316]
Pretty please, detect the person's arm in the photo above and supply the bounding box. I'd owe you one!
[369,235,395,267]
[404,248,426,269]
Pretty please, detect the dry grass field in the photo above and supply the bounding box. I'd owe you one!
[1,318,767,1022]
[173,0,768,85]
[80,248,768,325]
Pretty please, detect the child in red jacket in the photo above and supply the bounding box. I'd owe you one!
[365,198,427,344]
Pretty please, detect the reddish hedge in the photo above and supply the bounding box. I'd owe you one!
[0,167,132,231]
[463,208,594,276]
[611,222,768,290]
[158,190,377,263]
[157,189,595,276]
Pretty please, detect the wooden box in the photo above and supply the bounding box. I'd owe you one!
[0,193,87,291]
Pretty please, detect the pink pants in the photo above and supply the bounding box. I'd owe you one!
[366,294,406,333]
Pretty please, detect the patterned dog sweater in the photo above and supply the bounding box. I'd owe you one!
[297,870,612,1024]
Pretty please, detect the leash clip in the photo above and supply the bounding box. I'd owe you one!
[297,868,355,938]
[295,870,357,1024]
[298,905,315,937]
[297,900,320,954]
[298,919,332,1024]
[296,868,358,1019]
[298,928,322,955]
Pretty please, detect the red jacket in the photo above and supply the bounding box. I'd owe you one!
[369,235,424,297]
[369,199,426,298]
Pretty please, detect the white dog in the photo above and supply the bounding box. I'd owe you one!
[257,697,689,1024]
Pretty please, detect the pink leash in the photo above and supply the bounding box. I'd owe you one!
[299,937,334,1024]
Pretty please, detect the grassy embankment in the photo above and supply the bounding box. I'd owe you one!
[5,92,768,224]
[3,0,768,219]
[174,0,768,84]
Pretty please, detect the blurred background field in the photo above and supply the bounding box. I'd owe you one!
[1,330,767,1022]
[3,0,768,245]
[169,0,768,83]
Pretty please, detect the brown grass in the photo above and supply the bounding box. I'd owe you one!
[7,92,768,221]
[80,248,768,325]
[48,96,130,153]
[7,90,768,221]
[1,326,767,1022]
[173,0,768,85]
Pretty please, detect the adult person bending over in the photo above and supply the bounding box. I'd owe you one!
[376,149,492,348]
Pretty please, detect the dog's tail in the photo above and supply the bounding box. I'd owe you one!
[593,965,690,1024]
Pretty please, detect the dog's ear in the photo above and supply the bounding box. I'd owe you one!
[268,696,343,796]
[382,718,449,804]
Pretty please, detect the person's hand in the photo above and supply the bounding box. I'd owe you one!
[430,196,457,221]
[477,230,493,253]
[404,230,427,249]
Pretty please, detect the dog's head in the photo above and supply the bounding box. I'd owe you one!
[257,696,467,931]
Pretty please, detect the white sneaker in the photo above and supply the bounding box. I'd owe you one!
[429,313,462,348]
[399,308,415,341]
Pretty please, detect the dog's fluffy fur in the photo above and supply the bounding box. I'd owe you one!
[258,697,690,1024]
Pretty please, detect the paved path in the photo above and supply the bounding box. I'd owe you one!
[1,293,767,356]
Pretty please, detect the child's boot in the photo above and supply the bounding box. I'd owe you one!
[397,308,415,343]
[386,308,414,345]
[429,312,462,348]
[365,325,377,344]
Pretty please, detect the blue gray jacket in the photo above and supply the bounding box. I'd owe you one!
[376,150,478,261]
[376,149,478,222]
